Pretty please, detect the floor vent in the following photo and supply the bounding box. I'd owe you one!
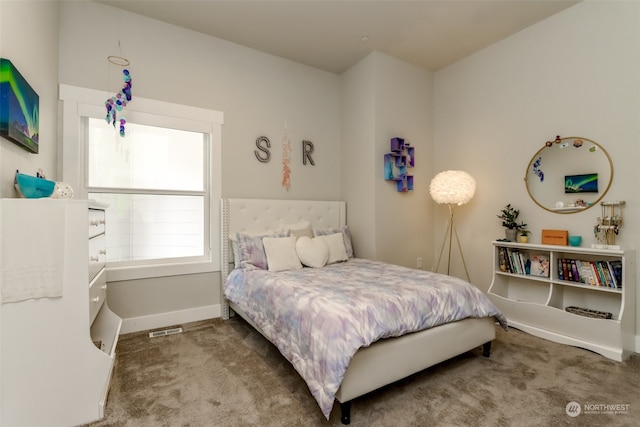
[149,327,183,338]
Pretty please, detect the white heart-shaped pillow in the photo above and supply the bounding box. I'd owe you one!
[295,236,329,268]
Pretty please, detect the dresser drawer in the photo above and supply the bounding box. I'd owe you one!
[88,209,106,238]
[89,234,106,282]
[89,270,107,325]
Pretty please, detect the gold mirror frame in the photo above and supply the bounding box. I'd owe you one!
[524,136,613,214]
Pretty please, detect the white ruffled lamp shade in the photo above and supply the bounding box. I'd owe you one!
[429,170,476,206]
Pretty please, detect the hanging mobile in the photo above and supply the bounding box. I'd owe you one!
[105,50,133,137]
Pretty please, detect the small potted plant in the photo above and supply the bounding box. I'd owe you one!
[518,226,531,243]
[497,204,520,241]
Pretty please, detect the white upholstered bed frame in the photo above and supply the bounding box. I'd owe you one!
[220,198,496,424]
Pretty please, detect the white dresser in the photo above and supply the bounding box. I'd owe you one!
[0,199,121,426]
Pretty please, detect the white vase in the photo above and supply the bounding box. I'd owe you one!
[505,229,517,242]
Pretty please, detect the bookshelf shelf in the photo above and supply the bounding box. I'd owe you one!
[553,279,622,294]
[488,241,635,361]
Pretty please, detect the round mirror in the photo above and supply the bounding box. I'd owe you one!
[525,136,613,214]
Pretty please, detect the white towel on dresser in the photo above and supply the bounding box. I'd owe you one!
[0,199,66,304]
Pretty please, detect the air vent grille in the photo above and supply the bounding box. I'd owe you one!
[148,327,183,338]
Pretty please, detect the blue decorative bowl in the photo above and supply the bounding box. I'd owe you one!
[14,173,56,198]
[568,235,582,247]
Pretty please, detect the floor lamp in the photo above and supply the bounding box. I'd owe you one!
[429,170,476,282]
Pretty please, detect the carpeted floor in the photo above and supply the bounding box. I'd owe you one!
[85,317,639,427]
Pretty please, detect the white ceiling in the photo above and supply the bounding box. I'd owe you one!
[97,0,580,74]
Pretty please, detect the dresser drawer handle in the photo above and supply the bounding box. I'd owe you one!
[92,297,100,303]
[90,220,101,227]
[101,285,107,290]
[100,250,107,255]
[90,256,100,262]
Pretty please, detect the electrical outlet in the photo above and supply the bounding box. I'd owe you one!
[416,257,422,268]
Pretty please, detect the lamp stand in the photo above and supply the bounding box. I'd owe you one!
[433,204,471,282]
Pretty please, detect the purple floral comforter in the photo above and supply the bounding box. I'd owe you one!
[224,258,507,419]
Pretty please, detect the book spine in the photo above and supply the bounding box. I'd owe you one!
[566,259,574,282]
[599,261,613,288]
[561,258,569,281]
[505,248,514,273]
[595,261,607,287]
[606,261,618,288]
[510,250,521,274]
[570,259,580,282]
[583,261,597,286]
[557,258,564,280]
[590,261,603,286]
[498,247,507,272]
[519,252,529,275]
[609,260,623,288]
[577,260,595,286]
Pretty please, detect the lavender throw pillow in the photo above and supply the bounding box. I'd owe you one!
[236,230,289,270]
[313,225,354,258]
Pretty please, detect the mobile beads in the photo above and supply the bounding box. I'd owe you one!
[105,69,132,137]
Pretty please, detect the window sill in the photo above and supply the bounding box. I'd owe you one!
[106,260,219,282]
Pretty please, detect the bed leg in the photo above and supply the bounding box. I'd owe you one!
[482,341,492,357]
[340,401,351,425]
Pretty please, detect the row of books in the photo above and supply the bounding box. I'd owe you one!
[558,258,622,288]
[498,247,550,277]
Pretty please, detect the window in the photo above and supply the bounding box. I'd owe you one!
[60,85,223,281]
[87,119,207,264]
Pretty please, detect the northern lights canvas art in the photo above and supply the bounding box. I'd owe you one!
[0,58,39,153]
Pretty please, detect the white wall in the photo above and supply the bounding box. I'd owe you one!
[371,53,433,268]
[434,1,640,347]
[0,0,61,415]
[341,52,433,267]
[57,1,342,326]
[341,53,378,259]
[58,1,341,201]
[0,1,59,196]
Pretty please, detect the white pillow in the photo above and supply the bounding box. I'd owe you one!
[316,232,348,264]
[295,236,329,268]
[313,225,354,258]
[262,236,302,272]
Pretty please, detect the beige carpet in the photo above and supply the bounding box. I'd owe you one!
[85,317,639,427]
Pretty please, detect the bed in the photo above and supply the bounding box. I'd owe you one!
[220,198,506,424]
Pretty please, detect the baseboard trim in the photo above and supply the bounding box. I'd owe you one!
[120,305,220,334]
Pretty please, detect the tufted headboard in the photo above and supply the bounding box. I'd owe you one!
[220,198,347,319]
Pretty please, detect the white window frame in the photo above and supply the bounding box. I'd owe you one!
[59,84,223,281]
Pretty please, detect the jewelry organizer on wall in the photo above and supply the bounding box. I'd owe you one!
[594,201,625,249]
